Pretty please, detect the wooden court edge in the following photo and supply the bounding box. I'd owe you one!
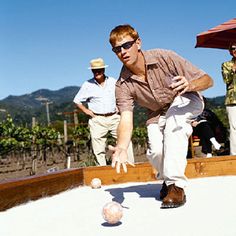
[0,155,236,211]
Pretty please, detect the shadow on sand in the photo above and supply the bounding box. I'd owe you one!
[104,182,162,205]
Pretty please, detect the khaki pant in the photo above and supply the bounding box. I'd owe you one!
[89,114,134,166]
[226,106,236,155]
[146,94,204,188]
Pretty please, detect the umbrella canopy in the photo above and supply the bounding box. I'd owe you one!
[195,18,236,50]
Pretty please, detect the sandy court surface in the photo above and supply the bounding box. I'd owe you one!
[0,176,236,236]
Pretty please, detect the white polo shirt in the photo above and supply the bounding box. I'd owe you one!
[73,76,117,114]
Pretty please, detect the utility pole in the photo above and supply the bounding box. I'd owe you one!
[45,100,51,125]
[0,108,7,120]
[35,96,53,126]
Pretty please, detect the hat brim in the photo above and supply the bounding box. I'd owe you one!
[88,65,108,69]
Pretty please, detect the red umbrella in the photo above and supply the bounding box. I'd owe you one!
[195,18,236,50]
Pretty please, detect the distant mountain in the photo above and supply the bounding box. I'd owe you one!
[0,86,226,127]
[0,86,80,125]
[1,86,80,109]
[207,96,225,108]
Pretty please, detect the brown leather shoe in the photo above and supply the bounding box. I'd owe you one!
[159,182,168,200]
[161,184,186,209]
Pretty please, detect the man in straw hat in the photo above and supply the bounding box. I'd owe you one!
[221,42,236,155]
[73,58,134,166]
[108,24,213,208]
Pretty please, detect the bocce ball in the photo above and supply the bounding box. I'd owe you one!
[90,178,102,189]
[102,201,123,224]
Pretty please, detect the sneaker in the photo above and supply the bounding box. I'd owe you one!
[206,153,212,158]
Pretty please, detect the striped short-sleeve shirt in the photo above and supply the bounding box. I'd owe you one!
[115,49,206,124]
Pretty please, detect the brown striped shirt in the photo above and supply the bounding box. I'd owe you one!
[115,49,206,124]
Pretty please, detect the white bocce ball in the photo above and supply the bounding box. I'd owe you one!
[102,201,123,224]
[91,178,102,189]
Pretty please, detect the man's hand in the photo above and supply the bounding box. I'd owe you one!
[84,108,96,118]
[76,104,96,118]
[170,76,190,95]
[108,145,135,173]
[191,120,199,127]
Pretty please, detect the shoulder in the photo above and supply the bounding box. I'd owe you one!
[143,48,173,58]
[81,78,94,84]
[222,60,234,66]
[143,49,182,64]
[80,78,95,89]
[147,48,179,54]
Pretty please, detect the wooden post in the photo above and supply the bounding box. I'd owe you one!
[189,135,195,158]
[64,120,68,144]
[74,109,78,126]
[30,158,37,175]
[31,116,37,175]
[67,156,71,169]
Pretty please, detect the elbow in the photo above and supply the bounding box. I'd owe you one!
[208,76,214,88]
[204,75,213,89]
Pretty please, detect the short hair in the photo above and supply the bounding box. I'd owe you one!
[109,24,139,46]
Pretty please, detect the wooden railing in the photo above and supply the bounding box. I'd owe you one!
[0,155,236,212]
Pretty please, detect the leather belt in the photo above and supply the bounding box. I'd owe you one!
[94,112,116,117]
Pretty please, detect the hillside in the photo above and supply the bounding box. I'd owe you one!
[0,86,226,127]
[0,86,80,125]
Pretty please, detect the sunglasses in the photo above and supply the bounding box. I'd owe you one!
[112,40,136,53]
[92,68,105,73]
[230,47,236,51]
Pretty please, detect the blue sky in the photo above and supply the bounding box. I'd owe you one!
[0,0,235,100]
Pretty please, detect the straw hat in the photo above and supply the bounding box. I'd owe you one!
[88,58,108,69]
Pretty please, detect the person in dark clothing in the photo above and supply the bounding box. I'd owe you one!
[192,108,228,157]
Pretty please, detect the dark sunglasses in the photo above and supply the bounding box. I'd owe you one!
[92,68,105,73]
[112,40,136,53]
[230,47,236,51]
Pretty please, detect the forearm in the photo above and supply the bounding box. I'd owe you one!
[75,103,88,113]
[116,111,133,150]
[75,103,94,117]
[188,74,213,92]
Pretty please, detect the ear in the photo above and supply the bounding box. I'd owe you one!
[136,38,142,50]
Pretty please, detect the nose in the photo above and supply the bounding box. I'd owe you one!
[120,47,127,54]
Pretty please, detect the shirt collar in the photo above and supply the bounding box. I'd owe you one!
[119,50,161,81]
[93,75,108,85]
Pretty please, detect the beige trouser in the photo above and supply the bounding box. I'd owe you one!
[89,114,134,166]
[146,94,204,188]
[226,106,236,155]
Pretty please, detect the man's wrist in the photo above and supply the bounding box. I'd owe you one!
[117,145,127,151]
[187,83,195,92]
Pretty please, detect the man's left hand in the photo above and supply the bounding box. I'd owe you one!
[170,76,190,95]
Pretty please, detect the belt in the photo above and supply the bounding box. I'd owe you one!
[94,112,117,117]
